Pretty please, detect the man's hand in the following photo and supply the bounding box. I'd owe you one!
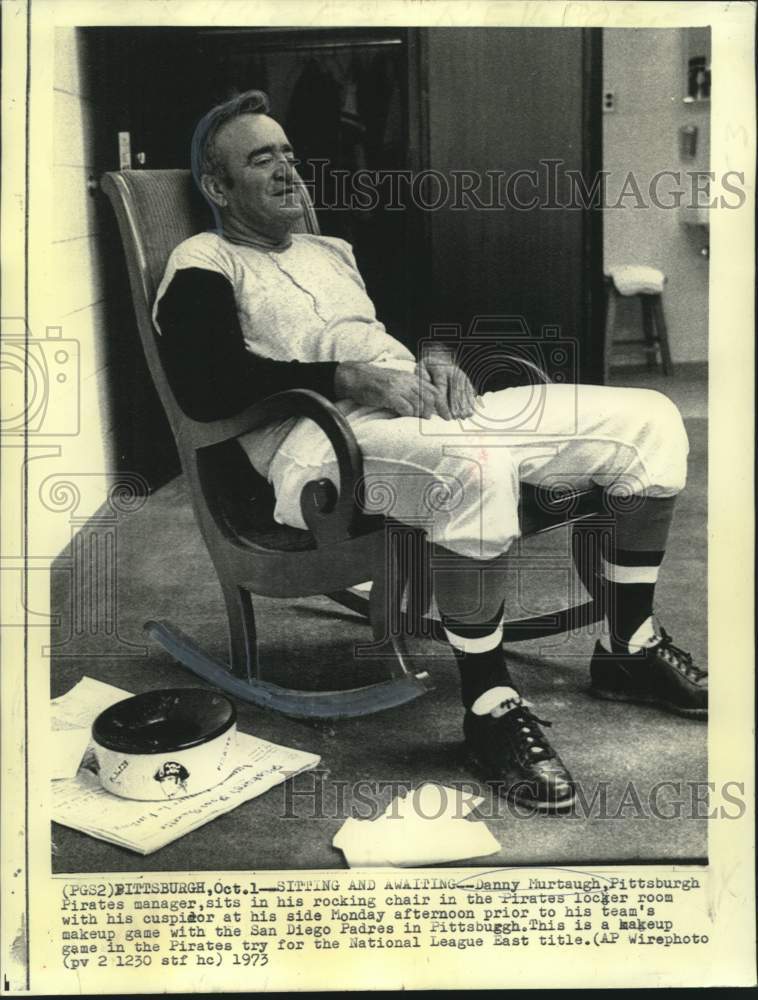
[334,362,447,419]
[419,344,477,419]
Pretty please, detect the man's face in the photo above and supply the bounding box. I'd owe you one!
[211,113,304,237]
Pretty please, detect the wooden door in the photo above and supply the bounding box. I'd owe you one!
[417,28,604,382]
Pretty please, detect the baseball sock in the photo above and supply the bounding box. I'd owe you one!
[441,603,520,714]
[601,546,663,653]
[600,495,678,654]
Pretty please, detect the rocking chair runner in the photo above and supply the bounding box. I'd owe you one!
[102,168,608,720]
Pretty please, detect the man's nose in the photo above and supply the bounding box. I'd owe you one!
[273,154,295,178]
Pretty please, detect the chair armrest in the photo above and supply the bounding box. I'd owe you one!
[178,389,365,542]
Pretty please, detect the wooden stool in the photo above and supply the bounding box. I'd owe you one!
[603,266,674,382]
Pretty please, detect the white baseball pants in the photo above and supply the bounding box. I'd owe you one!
[267,382,689,561]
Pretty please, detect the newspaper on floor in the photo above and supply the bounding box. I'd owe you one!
[50,676,320,855]
[333,782,500,867]
[51,676,133,779]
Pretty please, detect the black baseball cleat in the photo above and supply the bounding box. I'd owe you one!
[589,627,708,719]
[463,695,576,813]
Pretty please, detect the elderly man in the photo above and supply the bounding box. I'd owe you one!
[154,90,707,813]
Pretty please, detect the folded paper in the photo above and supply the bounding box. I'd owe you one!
[333,783,499,868]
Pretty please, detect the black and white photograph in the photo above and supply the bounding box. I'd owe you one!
[2,0,755,992]
[47,20,716,872]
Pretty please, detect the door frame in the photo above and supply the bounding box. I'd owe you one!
[582,27,605,383]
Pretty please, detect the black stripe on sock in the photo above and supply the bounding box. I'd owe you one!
[605,547,664,568]
[440,602,505,640]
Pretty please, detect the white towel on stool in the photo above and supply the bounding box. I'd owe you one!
[608,265,666,296]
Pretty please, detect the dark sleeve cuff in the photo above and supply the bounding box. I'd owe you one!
[274,360,339,402]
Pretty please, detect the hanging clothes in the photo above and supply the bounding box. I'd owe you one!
[351,49,407,336]
[339,67,368,174]
[358,51,404,168]
[286,57,342,162]
[282,45,408,337]
[285,58,346,235]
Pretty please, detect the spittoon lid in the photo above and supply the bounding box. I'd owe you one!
[92,688,236,755]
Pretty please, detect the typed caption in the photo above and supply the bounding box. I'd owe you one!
[54,870,712,984]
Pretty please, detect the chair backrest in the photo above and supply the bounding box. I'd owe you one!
[101,168,319,435]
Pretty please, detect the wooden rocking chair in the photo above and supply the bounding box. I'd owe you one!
[101,168,608,720]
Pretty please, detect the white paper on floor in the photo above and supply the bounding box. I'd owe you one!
[51,677,321,855]
[51,676,134,779]
[50,728,93,780]
[333,783,500,868]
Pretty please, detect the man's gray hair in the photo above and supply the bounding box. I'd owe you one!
[191,89,271,189]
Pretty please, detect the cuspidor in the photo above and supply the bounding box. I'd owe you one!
[91,688,237,801]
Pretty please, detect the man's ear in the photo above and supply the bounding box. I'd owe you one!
[201,173,228,209]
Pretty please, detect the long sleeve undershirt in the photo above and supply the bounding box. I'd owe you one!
[155,267,340,422]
